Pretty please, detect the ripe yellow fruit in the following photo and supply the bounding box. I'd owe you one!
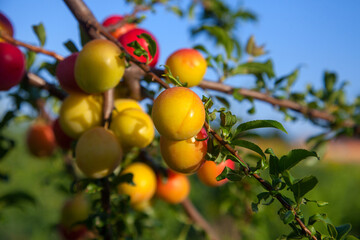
[118,162,156,205]
[152,87,205,140]
[160,129,207,174]
[112,98,142,118]
[110,108,154,149]
[59,93,102,139]
[75,127,122,179]
[165,48,207,87]
[75,39,125,93]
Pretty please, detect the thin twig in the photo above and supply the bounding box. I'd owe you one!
[27,72,67,100]
[0,31,64,61]
[35,98,52,123]
[199,80,356,127]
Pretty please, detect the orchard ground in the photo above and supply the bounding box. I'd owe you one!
[0,122,359,240]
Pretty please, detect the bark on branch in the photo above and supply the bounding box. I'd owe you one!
[181,198,220,240]
[0,31,64,61]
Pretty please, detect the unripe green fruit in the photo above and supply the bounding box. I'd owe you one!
[75,127,123,179]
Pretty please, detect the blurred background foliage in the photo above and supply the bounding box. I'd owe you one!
[1,123,359,240]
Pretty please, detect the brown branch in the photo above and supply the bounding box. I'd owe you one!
[62,0,315,238]
[0,31,64,61]
[36,98,52,123]
[102,89,114,129]
[199,80,356,128]
[63,1,113,239]
[64,0,169,89]
[26,72,68,100]
[181,198,220,240]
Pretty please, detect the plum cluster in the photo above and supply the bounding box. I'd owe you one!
[0,12,236,239]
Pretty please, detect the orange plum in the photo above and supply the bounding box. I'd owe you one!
[165,48,207,87]
[160,128,208,174]
[197,159,236,187]
[156,170,190,204]
[152,87,205,141]
[117,162,156,205]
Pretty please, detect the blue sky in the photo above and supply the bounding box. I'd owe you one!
[1,0,360,140]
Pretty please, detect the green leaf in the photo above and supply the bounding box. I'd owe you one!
[113,173,134,186]
[162,65,187,87]
[236,120,287,135]
[220,111,237,127]
[64,40,79,53]
[278,149,319,172]
[232,139,265,158]
[193,44,209,55]
[0,111,16,129]
[282,170,295,186]
[193,25,234,57]
[246,35,266,57]
[269,154,280,177]
[169,6,183,17]
[32,23,46,46]
[26,51,36,70]
[232,90,244,102]
[39,61,58,76]
[252,192,271,212]
[0,135,15,159]
[324,72,337,93]
[304,198,329,207]
[216,166,243,182]
[215,96,230,108]
[282,210,295,224]
[327,223,338,238]
[335,224,352,240]
[139,33,157,58]
[0,191,36,207]
[290,176,318,202]
[79,24,91,46]
[127,40,148,59]
[308,213,330,225]
[317,201,329,207]
[345,236,359,240]
[231,60,275,78]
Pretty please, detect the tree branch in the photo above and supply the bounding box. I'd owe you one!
[61,1,316,238]
[26,72,67,100]
[199,80,356,128]
[0,31,64,61]
[181,198,220,240]
[63,1,113,239]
